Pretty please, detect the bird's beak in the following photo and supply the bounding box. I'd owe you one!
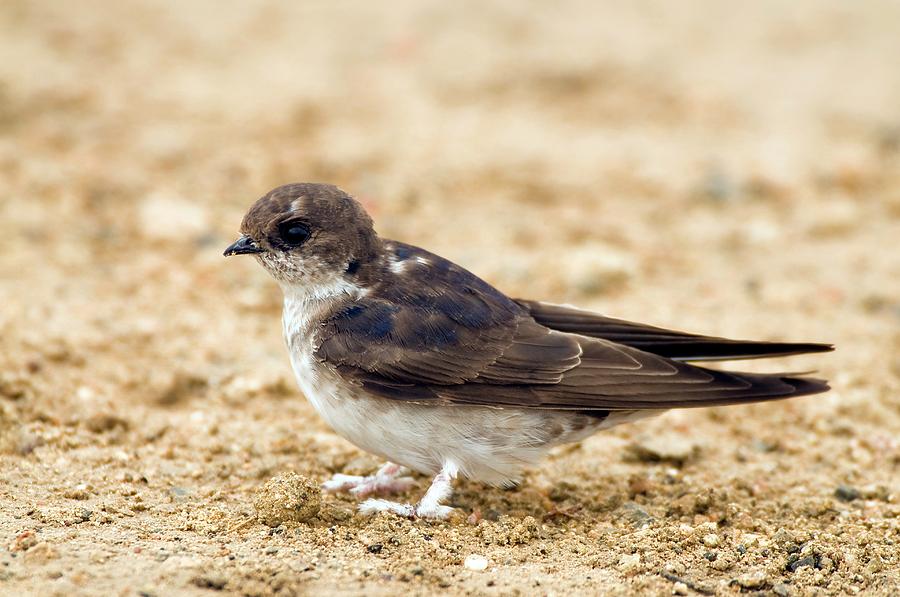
[223,235,264,257]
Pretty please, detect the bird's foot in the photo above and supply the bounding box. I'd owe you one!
[358,461,458,520]
[322,462,415,497]
[358,498,454,520]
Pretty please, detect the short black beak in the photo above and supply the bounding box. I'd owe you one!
[223,235,264,257]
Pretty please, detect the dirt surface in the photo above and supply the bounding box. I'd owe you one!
[2,1,899,595]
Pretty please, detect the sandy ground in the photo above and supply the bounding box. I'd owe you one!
[1,1,899,595]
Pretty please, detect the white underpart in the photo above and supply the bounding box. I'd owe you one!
[359,461,459,519]
[280,275,668,516]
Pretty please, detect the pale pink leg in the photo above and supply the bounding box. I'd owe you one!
[322,462,415,497]
[359,461,459,520]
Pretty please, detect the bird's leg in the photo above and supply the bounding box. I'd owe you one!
[359,461,458,520]
[322,461,415,497]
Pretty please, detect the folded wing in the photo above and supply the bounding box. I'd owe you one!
[516,299,833,361]
[316,245,831,411]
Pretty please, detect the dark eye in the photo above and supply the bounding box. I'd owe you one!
[277,220,311,247]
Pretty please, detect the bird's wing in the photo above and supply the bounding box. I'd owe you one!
[316,250,580,386]
[516,299,833,361]
[316,249,829,411]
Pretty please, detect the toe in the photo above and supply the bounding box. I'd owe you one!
[414,503,454,520]
[358,499,415,518]
[322,474,366,493]
[349,476,417,497]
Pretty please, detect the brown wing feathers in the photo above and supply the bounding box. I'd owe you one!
[516,299,833,362]
[317,244,831,411]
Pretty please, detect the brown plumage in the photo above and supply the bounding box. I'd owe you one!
[317,241,830,411]
[225,182,833,519]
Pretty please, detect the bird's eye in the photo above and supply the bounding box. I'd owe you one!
[277,220,311,247]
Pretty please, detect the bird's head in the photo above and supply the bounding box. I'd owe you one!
[224,183,379,289]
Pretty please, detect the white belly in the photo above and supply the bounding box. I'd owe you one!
[287,344,565,485]
[280,292,660,485]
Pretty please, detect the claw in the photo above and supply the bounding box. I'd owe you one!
[349,476,416,497]
[323,462,413,497]
[322,474,367,493]
[357,461,458,520]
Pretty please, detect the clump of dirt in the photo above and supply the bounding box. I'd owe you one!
[253,472,322,527]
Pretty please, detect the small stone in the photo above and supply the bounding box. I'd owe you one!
[169,487,191,501]
[672,581,689,596]
[859,484,890,501]
[264,546,278,555]
[154,372,208,405]
[464,554,489,571]
[835,485,861,502]
[627,474,653,496]
[664,561,686,576]
[62,485,91,500]
[254,472,321,527]
[703,533,720,547]
[787,555,817,572]
[23,542,58,564]
[773,583,792,596]
[10,530,38,552]
[624,436,700,466]
[772,528,796,547]
[192,572,227,591]
[619,502,654,528]
[617,553,642,574]
[734,571,768,589]
[85,413,130,433]
[367,544,383,554]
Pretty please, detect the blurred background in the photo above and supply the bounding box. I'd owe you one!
[1,1,898,595]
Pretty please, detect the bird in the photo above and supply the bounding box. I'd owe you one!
[224,182,832,519]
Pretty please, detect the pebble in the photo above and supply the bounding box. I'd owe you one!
[23,542,58,564]
[734,571,768,589]
[253,472,322,527]
[464,554,489,571]
[788,555,817,572]
[169,487,191,501]
[702,533,720,547]
[672,581,689,595]
[619,502,654,528]
[624,436,700,466]
[835,485,861,502]
[773,583,792,596]
[192,572,227,590]
[9,530,38,552]
[85,413,130,433]
[617,553,642,574]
